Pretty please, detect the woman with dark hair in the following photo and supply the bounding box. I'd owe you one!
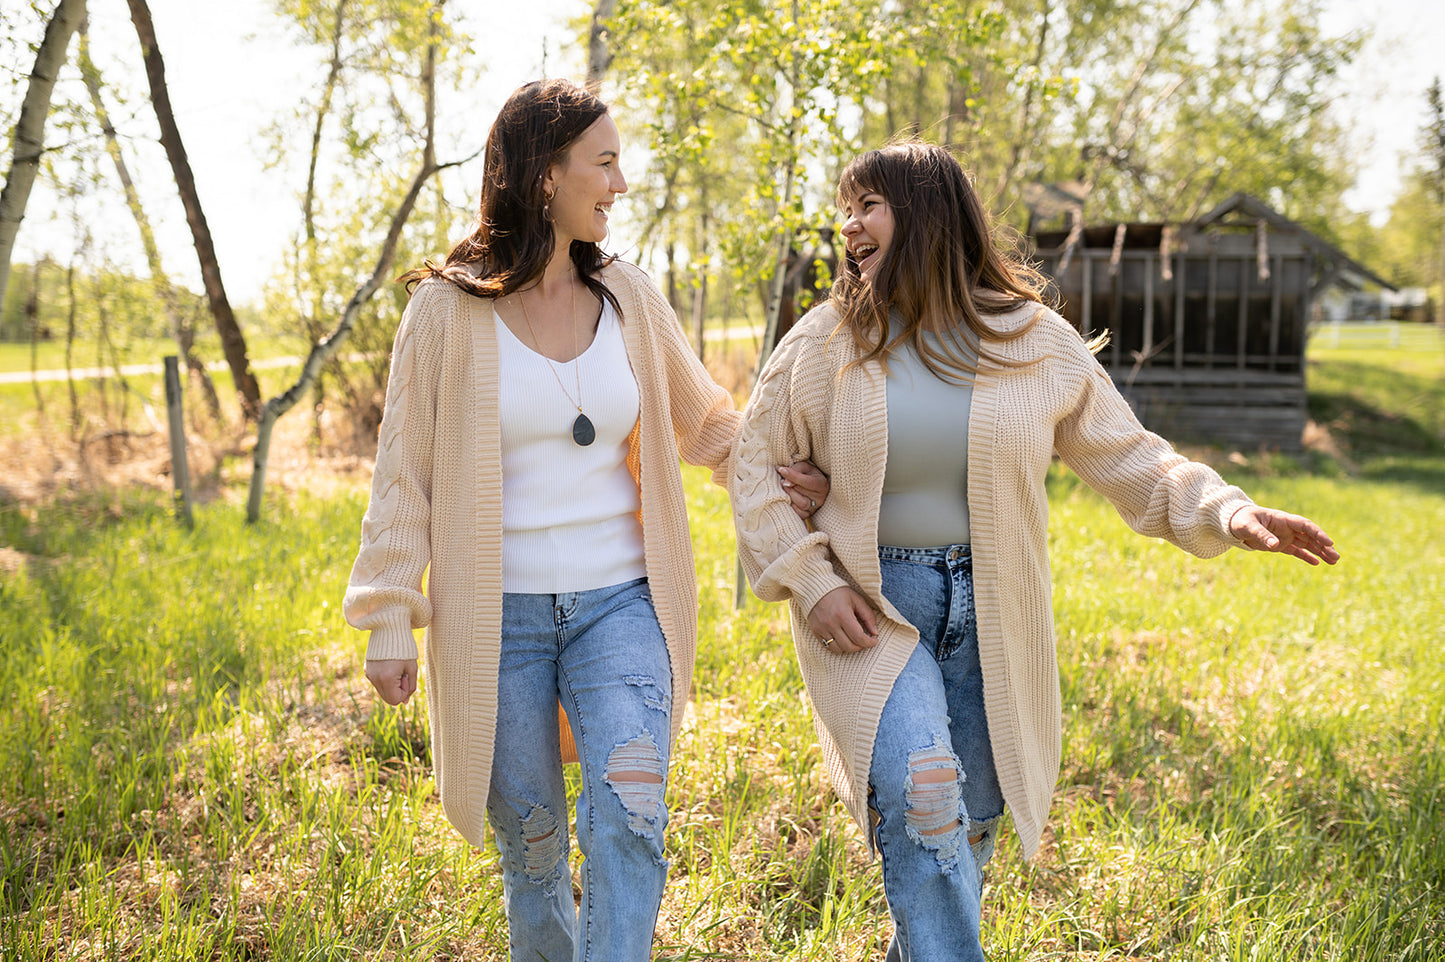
[343,79,826,960]
[730,139,1338,960]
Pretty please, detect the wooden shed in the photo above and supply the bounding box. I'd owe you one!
[1030,192,1394,451]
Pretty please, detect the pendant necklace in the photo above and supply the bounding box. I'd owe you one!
[517,275,596,446]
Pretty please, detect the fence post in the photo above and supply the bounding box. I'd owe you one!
[163,356,194,529]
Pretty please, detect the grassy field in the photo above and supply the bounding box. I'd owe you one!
[0,342,1441,959]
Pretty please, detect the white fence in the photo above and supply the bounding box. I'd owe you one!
[1307,321,1445,351]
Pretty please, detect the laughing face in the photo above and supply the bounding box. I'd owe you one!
[841,189,894,282]
[544,113,628,246]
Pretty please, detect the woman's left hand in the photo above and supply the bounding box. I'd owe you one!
[778,461,829,521]
[1229,505,1341,566]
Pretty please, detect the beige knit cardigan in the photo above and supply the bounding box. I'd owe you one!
[344,260,739,847]
[732,301,1253,860]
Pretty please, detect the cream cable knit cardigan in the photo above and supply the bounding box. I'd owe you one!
[344,260,738,847]
[732,301,1253,861]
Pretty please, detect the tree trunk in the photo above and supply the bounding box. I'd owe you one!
[994,0,1050,203]
[78,25,222,424]
[27,263,45,418]
[665,240,680,318]
[247,0,450,522]
[586,0,618,91]
[1429,79,1445,324]
[65,259,78,436]
[126,0,261,420]
[1437,223,1445,325]
[691,208,709,362]
[0,0,87,314]
[756,0,802,376]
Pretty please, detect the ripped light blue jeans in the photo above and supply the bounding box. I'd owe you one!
[485,577,672,962]
[870,544,1005,962]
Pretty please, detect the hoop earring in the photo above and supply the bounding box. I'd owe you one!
[543,190,555,222]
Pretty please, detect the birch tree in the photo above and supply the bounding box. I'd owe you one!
[1427,77,1445,316]
[0,0,86,314]
[587,0,618,89]
[76,24,221,422]
[246,0,464,522]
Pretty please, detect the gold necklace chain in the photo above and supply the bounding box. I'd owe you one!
[515,273,596,445]
[517,275,583,414]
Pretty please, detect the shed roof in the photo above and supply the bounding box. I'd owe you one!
[1195,193,1396,292]
[1030,191,1397,293]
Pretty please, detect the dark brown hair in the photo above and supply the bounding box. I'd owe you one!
[401,79,620,313]
[831,139,1052,381]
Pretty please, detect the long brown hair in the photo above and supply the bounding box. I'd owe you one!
[831,139,1052,381]
[401,79,620,313]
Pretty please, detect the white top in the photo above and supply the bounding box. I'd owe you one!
[495,298,646,592]
[878,332,975,547]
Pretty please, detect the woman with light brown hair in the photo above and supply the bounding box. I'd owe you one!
[731,139,1338,959]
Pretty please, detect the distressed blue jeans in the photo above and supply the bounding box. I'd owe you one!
[870,544,1005,962]
[485,577,672,962]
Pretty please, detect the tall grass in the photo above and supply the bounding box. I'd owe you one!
[0,348,1441,959]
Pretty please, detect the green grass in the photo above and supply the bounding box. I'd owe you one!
[0,349,1442,959]
[1307,341,1445,450]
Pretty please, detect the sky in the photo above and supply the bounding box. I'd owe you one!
[9,0,1445,303]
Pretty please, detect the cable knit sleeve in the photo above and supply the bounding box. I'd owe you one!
[342,281,448,660]
[1048,317,1252,558]
[732,332,851,613]
[634,275,741,482]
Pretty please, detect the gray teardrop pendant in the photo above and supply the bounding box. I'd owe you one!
[572,412,596,446]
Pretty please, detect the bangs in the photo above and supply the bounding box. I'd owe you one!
[836,152,889,209]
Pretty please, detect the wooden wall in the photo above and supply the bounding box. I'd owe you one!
[1035,228,1311,451]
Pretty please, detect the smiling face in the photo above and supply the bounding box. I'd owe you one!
[544,113,628,247]
[840,189,895,282]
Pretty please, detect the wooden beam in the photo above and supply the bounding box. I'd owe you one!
[1173,253,1185,369]
[1143,253,1155,357]
[1206,252,1218,368]
[1111,255,1122,367]
[1237,256,1249,370]
[1269,253,1283,369]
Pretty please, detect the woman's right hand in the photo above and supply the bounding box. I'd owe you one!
[365,658,419,705]
[806,587,880,654]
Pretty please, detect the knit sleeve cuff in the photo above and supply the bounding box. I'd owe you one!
[790,564,852,619]
[1222,497,1258,551]
[364,611,421,662]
